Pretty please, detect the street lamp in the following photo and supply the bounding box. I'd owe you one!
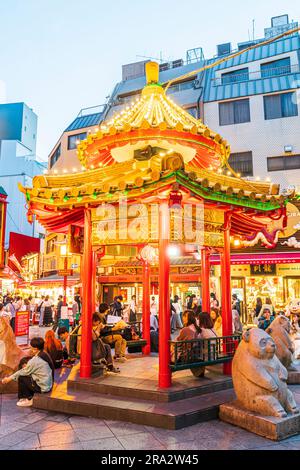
[55,240,71,306]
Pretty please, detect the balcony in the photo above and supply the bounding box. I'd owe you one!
[212,63,300,86]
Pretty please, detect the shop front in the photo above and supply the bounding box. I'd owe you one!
[99,269,204,313]
[211,252,300,320]
[29,275,80,304]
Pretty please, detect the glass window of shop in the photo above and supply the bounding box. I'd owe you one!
[284,277,300,300]
[245,275,284,312]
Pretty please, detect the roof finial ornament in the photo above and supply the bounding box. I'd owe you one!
[145,61,159,84]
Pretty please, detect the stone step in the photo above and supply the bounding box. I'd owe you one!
[67,372,233,403]
[33,387,235,430]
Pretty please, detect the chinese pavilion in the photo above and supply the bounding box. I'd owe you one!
[19,62,286,388]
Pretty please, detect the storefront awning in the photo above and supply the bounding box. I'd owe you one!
[30,275,80,287]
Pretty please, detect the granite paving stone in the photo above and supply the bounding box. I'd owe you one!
[38,443,84,450]
[73,423,114,441]
[104,420,148,436]
[15,411,49,424]
[0,420,31,436]
[280,440,300,450]
[44,413,70,422]
[81,437,125,450]
[166,441,210,450]
[6,434,41,450]
[38,429,79,447]
[118,432,167,450]
[23,420,74,434]
[0,430,37,448]
[69,416,107,429]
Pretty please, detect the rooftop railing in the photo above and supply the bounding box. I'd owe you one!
[212,63,300,86]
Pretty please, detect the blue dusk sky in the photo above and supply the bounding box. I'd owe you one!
[0,0,298,161]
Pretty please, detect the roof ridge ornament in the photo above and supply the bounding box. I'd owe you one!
[145,61,160,84]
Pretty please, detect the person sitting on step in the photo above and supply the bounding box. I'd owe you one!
[98,304,127,363]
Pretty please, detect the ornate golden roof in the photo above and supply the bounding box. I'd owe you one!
[19,154,283,211]
[76,62,230,169]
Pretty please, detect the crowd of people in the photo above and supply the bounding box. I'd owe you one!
[251,295,297,331]
[3,288,289,409]
[0,293,81,332]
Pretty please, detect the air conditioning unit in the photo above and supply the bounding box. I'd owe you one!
[172,59,184,68]
[159,62,170,72]
[193,79,202,89]
[217,43,231,57]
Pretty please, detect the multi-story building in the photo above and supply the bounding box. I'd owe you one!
[47,105,107,172]
[0,102,46,244]
[102,15,300,192]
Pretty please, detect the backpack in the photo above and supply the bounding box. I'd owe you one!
[37,301,44,313]
[69,325,81,356]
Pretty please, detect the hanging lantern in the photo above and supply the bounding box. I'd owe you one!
[139,245,158,264]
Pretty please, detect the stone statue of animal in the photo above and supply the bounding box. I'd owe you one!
[266,315,297,371]
[0,317,25,378]
[232,328,299,418]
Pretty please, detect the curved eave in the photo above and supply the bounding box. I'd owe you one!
[77,126,229,169]
[21,170,285,212]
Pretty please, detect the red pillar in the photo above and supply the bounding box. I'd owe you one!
[221,211,233,375]
[201,248,210,313]
[91,251,97,313]
[63,257,68,306]
[80,208,93,379]
[158,202,171,388]
[142,261,151,355]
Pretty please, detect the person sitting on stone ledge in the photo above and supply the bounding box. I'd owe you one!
[1,337,53,407]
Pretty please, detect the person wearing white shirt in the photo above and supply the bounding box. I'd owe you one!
[172,295,183,329]
[150,296,158,315]
[150,312,159,331]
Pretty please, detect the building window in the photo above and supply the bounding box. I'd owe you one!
[267,155,300,172]
[46,237,57,254]
[228,151,253,176]
[221,68,249,85]
[67,132,87,150]
[261,57,291,78]
[186,106,198,118]
[219,99,250,125]
[49,144,61,168]
[167,79,195,94]
[264,92,298,120]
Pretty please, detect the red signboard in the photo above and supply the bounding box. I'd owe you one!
[9,232,40,272]
[15,311,30,337]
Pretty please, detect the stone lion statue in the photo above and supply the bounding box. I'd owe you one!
[266,315,297,371]
[0,317,25,378]
[232,328,299,417]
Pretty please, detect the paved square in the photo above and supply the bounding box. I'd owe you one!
[2,386,300,450]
